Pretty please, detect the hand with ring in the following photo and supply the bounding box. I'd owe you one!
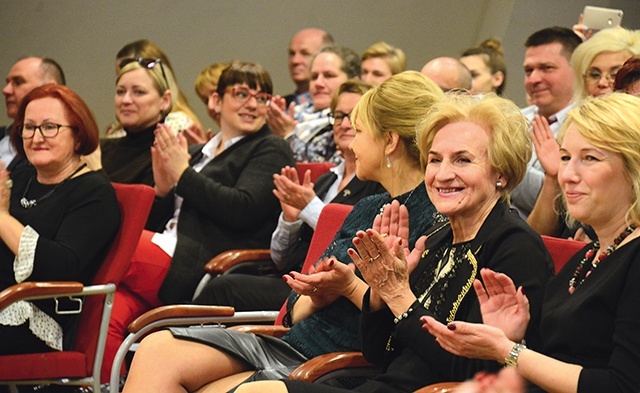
[283,257,358,309]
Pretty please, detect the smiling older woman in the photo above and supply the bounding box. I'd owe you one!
[0,84,120,354]
[422,93,640,393]
[235,94,553,393]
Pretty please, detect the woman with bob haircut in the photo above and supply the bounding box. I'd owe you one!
[120,71,443,393]
[102,62,295,383]
[527,29,640,238]
[235,94,553,393]
[360,41,407,85]
[1,84,120,354]
[423,93,640,393]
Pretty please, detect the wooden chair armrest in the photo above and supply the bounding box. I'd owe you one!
[289,351,375,382]
[229,325,289,338]
[204,249,272,275]
[413,382,461,393]
[127,305,235,333]
[0,281,84,310]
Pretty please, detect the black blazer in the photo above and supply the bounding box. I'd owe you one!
[148,126,295,304]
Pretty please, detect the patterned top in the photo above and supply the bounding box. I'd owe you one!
[286,103,342,165]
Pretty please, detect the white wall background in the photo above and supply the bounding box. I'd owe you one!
[1,0,638,132]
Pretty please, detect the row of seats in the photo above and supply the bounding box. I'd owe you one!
[0,176,585,392]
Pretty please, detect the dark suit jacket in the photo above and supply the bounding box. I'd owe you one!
[0,124,27,171]
[147,125,295,304]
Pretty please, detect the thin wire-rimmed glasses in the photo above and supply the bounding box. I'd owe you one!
[119,57,169,88]
[19,123,76,139]
[224,86,272,107]
[328,111,352,126]
[583,69,618,85]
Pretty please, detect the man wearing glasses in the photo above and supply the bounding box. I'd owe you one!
[1,57,65,170]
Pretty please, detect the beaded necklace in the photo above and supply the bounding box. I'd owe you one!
[568,225,636,294]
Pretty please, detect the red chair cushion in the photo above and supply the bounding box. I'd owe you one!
[0,352,86,380]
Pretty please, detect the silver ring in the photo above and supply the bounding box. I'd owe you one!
[5,179,12,189]
[309,286,318,295]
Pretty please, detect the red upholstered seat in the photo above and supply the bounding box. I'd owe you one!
[296,162,335,183]
[0,183,154,391]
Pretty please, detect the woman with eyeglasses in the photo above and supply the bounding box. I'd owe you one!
[0,84,120,355]
[192,80,384,311]
[120,71,443,393]
[101,61,295,384]
[106,38,201,138]
[267,46,361,165]
[527,28,640,238]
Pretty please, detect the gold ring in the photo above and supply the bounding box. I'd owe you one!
[372,253,381,260]
[5,179,12,189]
[309,287,318,295]
[380,233,388,238]
[285,194,291,200]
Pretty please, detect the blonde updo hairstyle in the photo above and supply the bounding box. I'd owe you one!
[557,92,640,226]
[417,93,531,202]
[350,71,444,171]
[461,38,507,95]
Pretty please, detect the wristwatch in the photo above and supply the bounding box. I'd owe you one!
[504,343,526,367]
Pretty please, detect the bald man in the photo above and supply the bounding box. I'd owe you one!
[421,57,472,91]
[285,28,334,106]
[1,57,65,170]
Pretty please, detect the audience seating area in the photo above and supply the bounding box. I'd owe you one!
[0,183,155,392]
[109,203,354,392]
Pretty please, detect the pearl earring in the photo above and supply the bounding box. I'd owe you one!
[386,156,392,169]
[496,180,503,188]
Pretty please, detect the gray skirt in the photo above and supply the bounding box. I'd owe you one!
[168,326,308,385]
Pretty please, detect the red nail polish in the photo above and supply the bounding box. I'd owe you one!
[447,323,456,331]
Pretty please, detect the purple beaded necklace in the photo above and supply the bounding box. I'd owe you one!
[568,225,636,294]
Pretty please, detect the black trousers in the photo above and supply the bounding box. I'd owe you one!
[192,274,292,311]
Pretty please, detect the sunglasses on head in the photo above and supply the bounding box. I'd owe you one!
[119,57,169,87]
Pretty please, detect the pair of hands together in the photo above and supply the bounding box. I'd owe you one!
[152,123,191,197]
[282,200,426,311]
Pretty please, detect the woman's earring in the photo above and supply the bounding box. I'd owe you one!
[496,180,503,188]
[386,156,392,169]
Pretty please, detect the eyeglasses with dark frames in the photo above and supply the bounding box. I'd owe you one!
[224,86,272,107]
[19,123,76,139]
[328,111,352,126]
[119,57,169,88]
